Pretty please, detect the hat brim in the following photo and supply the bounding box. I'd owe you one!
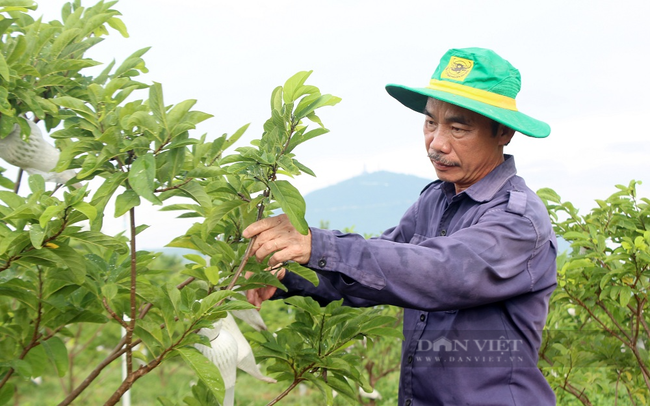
[385,84,550,138]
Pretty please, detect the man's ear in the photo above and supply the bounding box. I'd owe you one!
[498,125,516,146]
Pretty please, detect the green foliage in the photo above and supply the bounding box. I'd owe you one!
[249,297,401,405]
[0,2,401,405]
[539,181,650,406]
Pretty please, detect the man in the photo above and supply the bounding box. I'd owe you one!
[244,48,557,405]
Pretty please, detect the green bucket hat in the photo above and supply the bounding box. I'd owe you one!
[385,47,550,138]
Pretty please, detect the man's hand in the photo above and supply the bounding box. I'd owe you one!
[242,214,311,308]
[242,214,312,267]
[245,268,285,309]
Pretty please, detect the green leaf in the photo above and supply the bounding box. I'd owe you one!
[113,47,150,77]
[537,188,561,203]
[619,285,632,308]
[294,94,341,119]
[67,231,128,254]
[283,71,312,104]
[364,327,405,340]
[9,359,32,378]
[18,245,86,283]
[42,337,69,378]
[28,174,45,193]
[0,383,14,406]
[90,172,128,231]
[52,96,96,121]
[324,373,358,403]
[0,190,24,208]
[198,290,235,316]
[0,279,38,310]
[285,262,319,286]
[222,123,250,152]
[292,159,316,177]
[39,204,65,228]
[114,189,141,217]
[205,266,220,285]
[284,296,323,317]
[73,201,97,223]
[29,223,46,249]
[269,180,308,235]
[167,99,202,136]
[49,28,82,59]
[0,53,9,82]
[128,153,161,205]
[102,283,118,301]
[287,127,329,153]
[127,111,161,142]
[175,347,225,403]
[204,200,246,231]
[179,181,212,208]
[308,376,335,405]
[184,254,206,266]
[149,82,167,129]
[107,16,129,37]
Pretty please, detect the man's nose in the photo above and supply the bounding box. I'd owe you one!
[429,129,451,154]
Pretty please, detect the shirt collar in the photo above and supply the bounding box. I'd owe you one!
[440,155,518,203]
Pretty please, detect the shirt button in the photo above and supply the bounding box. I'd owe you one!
[318,259,327,268]
[440,229,447,236]
[407,355,413,364]
[405,400,412,406]
[420,314,426,322]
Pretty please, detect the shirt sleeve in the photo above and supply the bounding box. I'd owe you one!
[304,204,556,312]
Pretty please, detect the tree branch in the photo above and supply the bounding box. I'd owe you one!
[567,292,632,347]
[13,168,23,194]
[266,379,303,406]
[125,207,138,376]
[57,336,140,406]
[0,268,46,391]
[102,297,128,328]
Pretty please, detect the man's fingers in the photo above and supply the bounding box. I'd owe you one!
[246,288,262,309]
[246,286,278,309]
[243,214,286,239]
[242,213,311,265]
[245,267,285,308]
[248,237,279,263]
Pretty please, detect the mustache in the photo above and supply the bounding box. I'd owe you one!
[427,152,459,167]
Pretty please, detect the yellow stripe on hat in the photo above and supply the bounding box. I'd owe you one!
[427,79,518,111]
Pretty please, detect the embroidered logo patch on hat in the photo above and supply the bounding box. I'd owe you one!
[441,56,474,81]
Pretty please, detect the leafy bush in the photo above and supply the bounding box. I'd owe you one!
[0,2,401,405]
[539,181,650,406]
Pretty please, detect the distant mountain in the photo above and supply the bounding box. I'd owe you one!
[304,171,432,236]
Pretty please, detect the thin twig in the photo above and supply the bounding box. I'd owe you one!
[125,207,138,375]
[102,298,128,328]
[222,189,270,295]
[0,268,45,391]
[57,336,139,406]
[138,276,195,320]
[103,318,202,405]
[13,168,23,194]
[266,379,303,406]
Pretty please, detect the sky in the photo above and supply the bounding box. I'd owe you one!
[9,0,650,248]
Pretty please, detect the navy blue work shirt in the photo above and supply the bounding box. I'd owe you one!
[275,155,557,405]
